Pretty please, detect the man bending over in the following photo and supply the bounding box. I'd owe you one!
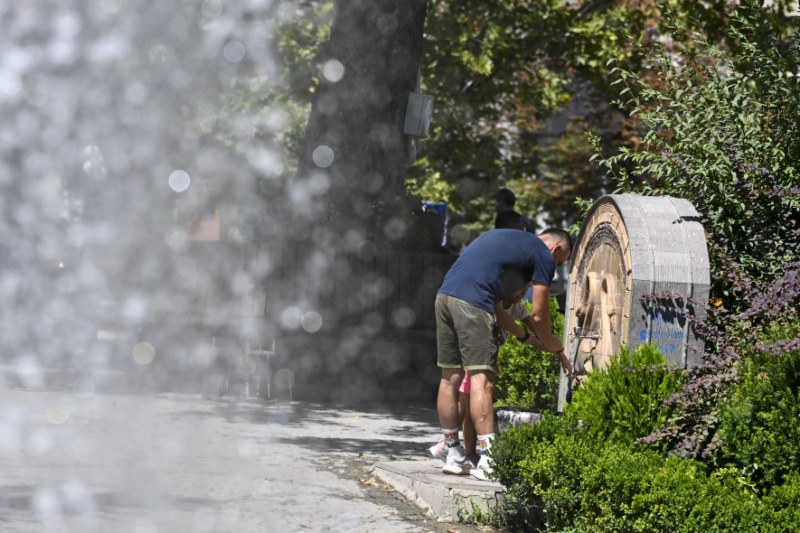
[434,227,572,479]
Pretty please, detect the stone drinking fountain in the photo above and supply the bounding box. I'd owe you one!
[556,194,711,410]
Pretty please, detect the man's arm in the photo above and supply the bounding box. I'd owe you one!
[501,297,572,373]
[494,303,547,350]
[520,315,572,374]
[530,282,563,353]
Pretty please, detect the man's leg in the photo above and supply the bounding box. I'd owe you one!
[469,369,498,480]
[468,370,496,436]
[435,293,463,439]
[436,294,493,476]
[437,368,464,432]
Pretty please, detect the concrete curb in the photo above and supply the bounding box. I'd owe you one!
[372,459,505,523]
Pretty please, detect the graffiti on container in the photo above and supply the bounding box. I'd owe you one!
[638,300,688,353]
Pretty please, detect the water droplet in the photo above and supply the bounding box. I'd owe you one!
[148,44,168,63]
[223,41,246,63]
[98,0,124,15]
[262,108,289,133]
[0,71,22,97]
[358,240,377,261]
[82,145,107,179]
[312,145,334,168]
[321,59,344,83]
[131,520,158,533]
[393,307,416,328]
[72,376,96,397]
[61,479,94,516]
[125,82,148,105]
[132,342,156,365]
[122,294,149,322]
[281,307,303,329]
[165,226,188,251]
[274,368,295,390]
[29,428,55,456]
[301,311,323,333]
[308,172,330,195]
[247,148,282,176]
[168,169,191,192]
[32,486,61,519]
[276,3,298,21]
[365,172,384,193]
[318,93,338,115]
[383,217,407,241]
[193,344,215,369]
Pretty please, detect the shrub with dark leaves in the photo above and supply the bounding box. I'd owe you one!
[594,4,800,459]
[639,265,800,458]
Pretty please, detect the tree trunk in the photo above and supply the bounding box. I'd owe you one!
[297,0,428,242]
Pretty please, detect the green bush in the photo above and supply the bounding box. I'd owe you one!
[577,447,763,533]
[760,474,800,532]
[491,415,595,531]
[564,344,685,444]
[495,297,564,412]
[492,417,765,532]
[716,323,800,490]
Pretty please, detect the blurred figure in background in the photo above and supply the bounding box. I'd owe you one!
[493,188,535,233]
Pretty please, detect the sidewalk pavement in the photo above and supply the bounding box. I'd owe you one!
[372,459,504,523]
[0,373,504,532]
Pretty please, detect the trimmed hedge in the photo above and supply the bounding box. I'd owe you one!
[492,418,800,532]
[490,339,800,532]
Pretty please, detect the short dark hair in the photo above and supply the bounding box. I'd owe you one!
[539,227,573,255]
[494,210,524,230]
[493,187,516,207]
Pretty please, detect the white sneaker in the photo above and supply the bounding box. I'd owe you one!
[442,445,471,475]
[471,453,494,481]
[428,439,447,461]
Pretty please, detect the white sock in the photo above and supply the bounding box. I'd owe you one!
[442,428,460,448]
[477,433,494,454]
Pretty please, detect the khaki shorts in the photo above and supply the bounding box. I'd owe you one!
[435,293,502,373]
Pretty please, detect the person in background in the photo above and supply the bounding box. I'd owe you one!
[492,187,516,213]
[434,223,573,480]
[493,188,535,233]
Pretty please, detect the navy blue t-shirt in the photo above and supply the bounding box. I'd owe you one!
[438,229,555,313]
